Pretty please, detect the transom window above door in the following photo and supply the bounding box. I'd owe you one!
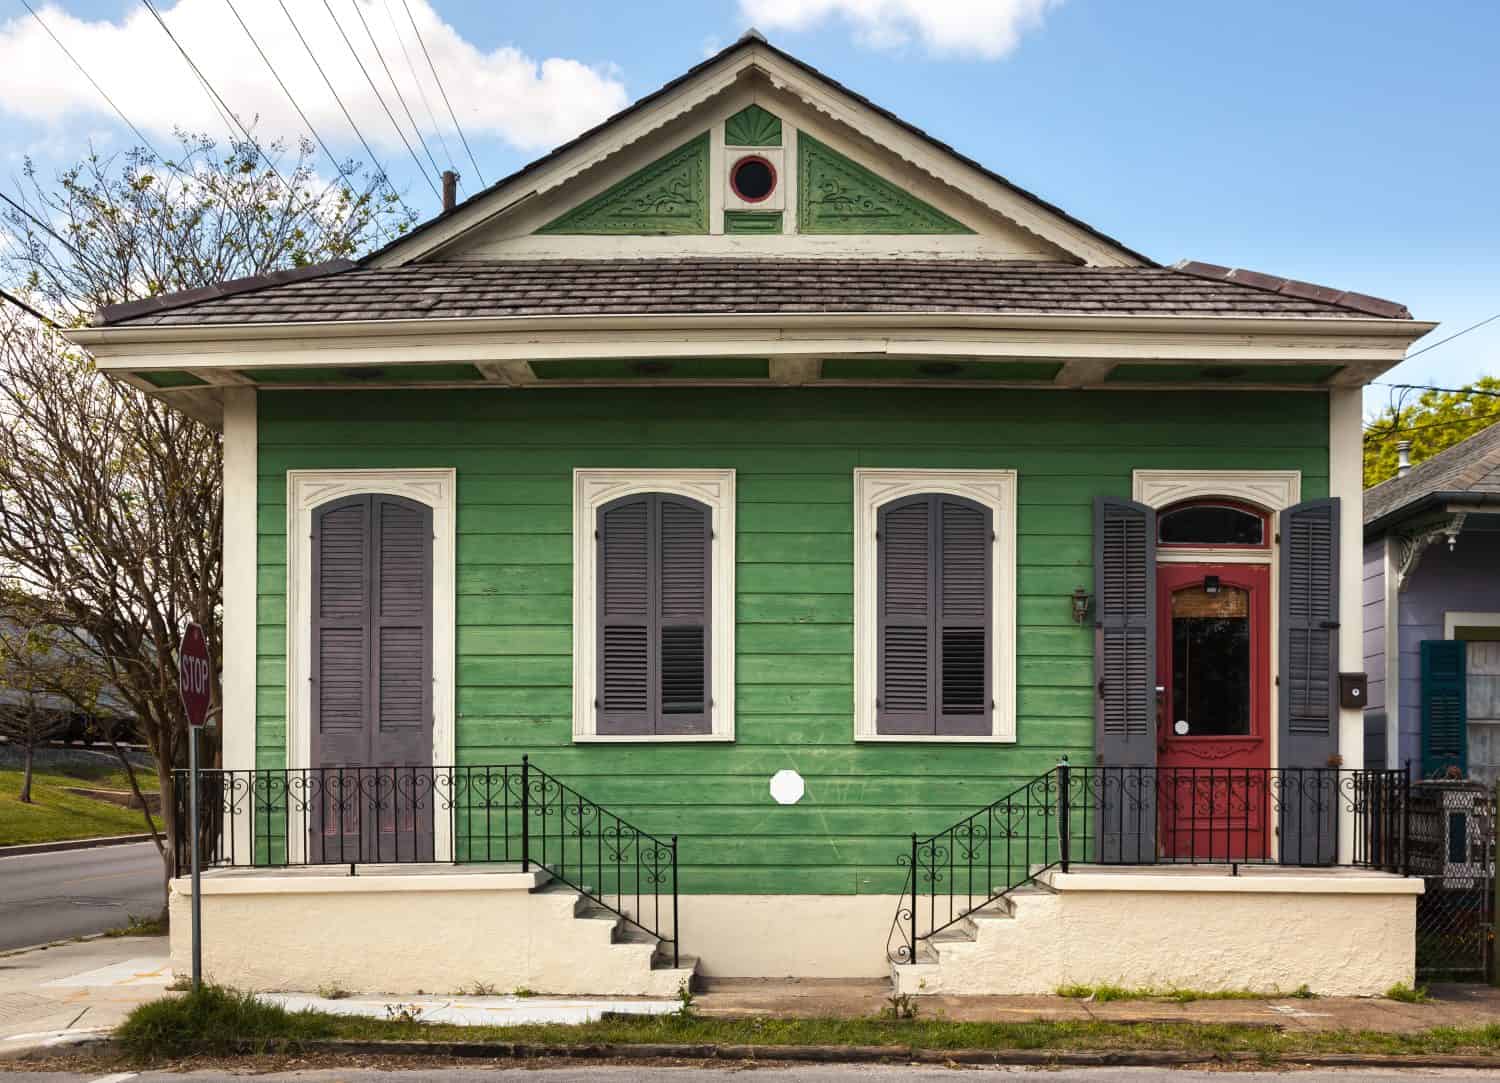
[1157,500,1268,548]
[573,469,735,742]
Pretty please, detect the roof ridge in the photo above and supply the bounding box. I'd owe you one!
[1172,261,1410,320]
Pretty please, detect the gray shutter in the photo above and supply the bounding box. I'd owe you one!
[877,496,935,734]
[1279,497,1340,864]
[1093,496,1157,862]
[312,496,372,767]
[936,496,991,736]
[371,495,433,766]
[597,496,653,735]
[657,496,711,736]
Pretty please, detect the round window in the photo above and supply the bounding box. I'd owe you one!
[730,155,776,202]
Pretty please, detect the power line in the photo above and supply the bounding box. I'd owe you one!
[379,0,458,183]
[1374,381,1500,400]
[318,0,440,200]
[0,285,59,329]
[1403,311,1500,363]
[1362,412,1500,441]
[347,0,444,185]
[220,0,400,242]
[274,0,419,223]
[399,0,484,187]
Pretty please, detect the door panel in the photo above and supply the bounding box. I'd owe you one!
[1156,562,1270,860]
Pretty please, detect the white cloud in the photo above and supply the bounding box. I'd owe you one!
[0,0,628,171]
[739,0,1060,59]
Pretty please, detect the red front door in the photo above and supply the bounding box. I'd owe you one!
[1156,563,1271,860]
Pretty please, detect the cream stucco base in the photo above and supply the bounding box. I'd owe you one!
[893,868,1422,997]
[169,869,695,997]
[678,894,903,977]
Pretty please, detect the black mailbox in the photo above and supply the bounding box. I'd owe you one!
[1338,672,1368,710]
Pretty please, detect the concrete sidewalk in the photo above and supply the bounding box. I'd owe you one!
[692,977,1500,1033]
[0,935,171,1059]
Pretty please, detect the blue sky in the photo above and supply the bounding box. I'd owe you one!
[1,0,1495,413]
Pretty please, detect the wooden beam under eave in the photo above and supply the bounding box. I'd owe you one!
[195,368,255,386]
[476,360,538,386]
[1054,359,1117,387]
[1328,361,1389,387]
[770,356,821,386]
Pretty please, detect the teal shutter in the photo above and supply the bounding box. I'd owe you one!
[1421,639,1467,778]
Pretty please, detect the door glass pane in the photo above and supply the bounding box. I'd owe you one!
[1171,584,1250,736]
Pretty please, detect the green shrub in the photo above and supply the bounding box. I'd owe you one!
[115,985,336,1060]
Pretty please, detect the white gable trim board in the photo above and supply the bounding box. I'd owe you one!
[285,468,458,861]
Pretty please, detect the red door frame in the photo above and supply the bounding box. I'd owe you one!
[1156,562,1271,860]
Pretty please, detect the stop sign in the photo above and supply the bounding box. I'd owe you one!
[179,622,212,728]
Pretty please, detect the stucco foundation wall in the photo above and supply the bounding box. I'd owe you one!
[896,873,1420,997]
[679,894,902,977]
[169,874,691,997]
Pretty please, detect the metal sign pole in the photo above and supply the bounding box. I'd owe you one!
[189,724,201,992]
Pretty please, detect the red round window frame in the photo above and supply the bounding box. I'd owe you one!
[1156,498,1270,550]
[729,154,777,203]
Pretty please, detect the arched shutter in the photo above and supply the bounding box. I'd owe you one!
[1420,639,1467,778]
[372,495,434,765]
[1093,496,1156,863]
[1278,497,1339,864]
[876,494,992,736]
[598,496,653,735]
[312,496,372,766]
[596,493,712,736]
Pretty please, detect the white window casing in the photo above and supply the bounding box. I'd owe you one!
[854,468,1018,742]
[573,468,736,742]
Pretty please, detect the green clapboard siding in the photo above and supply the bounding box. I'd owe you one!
[256,387,1330,893]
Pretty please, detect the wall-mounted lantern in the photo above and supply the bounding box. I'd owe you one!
[1070,585,1092,624]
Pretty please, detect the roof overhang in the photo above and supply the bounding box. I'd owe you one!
[1365,491,1500,540]
[69,310,1435,430]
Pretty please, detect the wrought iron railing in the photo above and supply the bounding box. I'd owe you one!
[889,764,1410,965]
[173,757,679,965]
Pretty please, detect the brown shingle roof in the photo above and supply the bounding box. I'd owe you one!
[1365,422,1500,526]
[95,259,1412,328]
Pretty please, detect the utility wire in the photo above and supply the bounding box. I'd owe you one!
[1374,381,1500,400]
[274,0,419,223]
[220,0,400,243]
[0,285,60,329]
[1362,412,1500,441]
[348,0,444,185]
[379,0,458,183]
[1403,311,1500,363]
[399,0,484,187]
[319,0,440,200]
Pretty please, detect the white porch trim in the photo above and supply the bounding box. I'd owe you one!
[1330,387,1366,862]
[1444,611,1500,640]
[285,468,457,860]
[221,388,257,866]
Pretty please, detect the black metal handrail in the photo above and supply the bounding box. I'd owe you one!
[889,764,1410,965]
[173,756,679,966]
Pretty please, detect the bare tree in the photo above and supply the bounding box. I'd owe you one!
[0,129,412,913]
[0,612,79,803]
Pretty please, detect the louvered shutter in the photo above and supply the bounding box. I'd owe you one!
[878,497,934,734]
[371,495,434,765]
[937,496,991,736]
[597,496,654,735]
[1421,639,1467,778]
[1278,497,1339,864]
[312,496,372,767]
[657,496,711,736]
[1093,497,1157,863]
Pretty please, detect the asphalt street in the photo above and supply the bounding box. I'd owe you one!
[6,1066,1500,1081]
[0,841,161,950]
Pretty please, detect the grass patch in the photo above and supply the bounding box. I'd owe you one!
[114,986,1500,1065]
[104,914,167,938]
[0,764,158,846]
[1056,983,1302,1003]
[1387,983,1431,1003]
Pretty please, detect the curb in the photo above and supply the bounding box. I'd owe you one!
[0,834,155,858]
[43,1038,1499,1071]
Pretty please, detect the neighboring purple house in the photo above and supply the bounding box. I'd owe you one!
[1364,428,1500,785]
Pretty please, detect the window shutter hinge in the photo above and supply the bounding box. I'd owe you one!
[594,698,600,709]
[594,529,599,540]
[1275,675,1281,687]
[992,531,996,542]
[1096,678,1106,699]
[1275,531,1281,545]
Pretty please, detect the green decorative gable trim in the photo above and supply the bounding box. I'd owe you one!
[725,104,781,147]
[537,134,709,235]
[724,210,783,234]
[798,134,971,235]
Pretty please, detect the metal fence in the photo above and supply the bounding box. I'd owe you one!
[1408,779,1495,982]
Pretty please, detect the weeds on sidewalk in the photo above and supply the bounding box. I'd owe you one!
[103,914,166,938]
[1386,983,1431,1003]
[1056,983,1312,1003]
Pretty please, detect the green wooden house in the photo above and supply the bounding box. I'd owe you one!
[72,33,1432,997]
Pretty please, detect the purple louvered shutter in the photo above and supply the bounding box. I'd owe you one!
[312,496,373,767]
[597,493,712,736]
[371,495,434,766]
[1093,496,1157,862]
[877,494,992,736]
[657,496,711,735]
[1279,497,1339,864]
[937,496,991,736]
